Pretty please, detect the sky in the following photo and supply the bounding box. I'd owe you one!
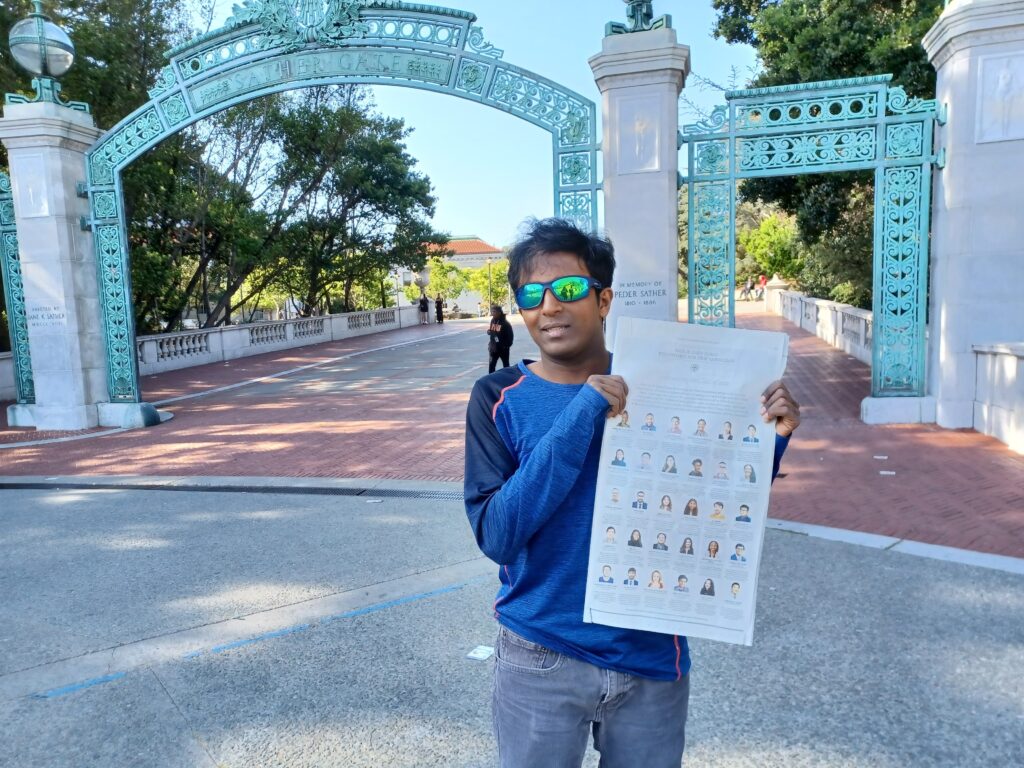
[201,1,758,248]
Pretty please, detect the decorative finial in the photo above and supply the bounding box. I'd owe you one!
[606,1,672,37]
[6,1,90,111]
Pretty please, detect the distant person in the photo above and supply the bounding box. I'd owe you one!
[679,537,695,555]
[683,498,699,517]
[757,273,768,299]
[599,565,614,584]
[735,504,752,523]
[641,412,657,432]
[742,277,754,301]
[487,305,514,373]
[435,294,445,324]
[418,293,430,325]
[701,578,716,596]
[662,455,678,474]
[674,575,689,593]
[653,533,669,551]
[624,568,639,587]
[743,424,759,444]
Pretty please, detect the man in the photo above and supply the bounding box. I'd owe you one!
[631,491,648,510]
[713,461,729,480]
[624,567,639,587]
[599,565,615,584]
[487,305,515,373]
[689,459,703,478]
[669,416,682,434]
[674,575,689,593]
[653,532,669,551]
[744,424,759,444]
[610,487,621,505]
[641,412,656,431]
[731,544,747,562]
[605,526,616,545]
[735,504,752,523]
[463,217,800,768]
[710,502,726,521]
[639,451,653,471]
[730,582,742,599]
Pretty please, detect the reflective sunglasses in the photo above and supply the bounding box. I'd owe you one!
[515,275,603,310]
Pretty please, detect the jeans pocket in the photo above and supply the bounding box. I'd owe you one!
[495,626,563,675]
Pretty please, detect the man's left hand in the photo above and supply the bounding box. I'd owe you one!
[761,380,801,437]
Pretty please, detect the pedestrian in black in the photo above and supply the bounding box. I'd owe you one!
[487,304,514,373]
[435,294,445,324]
[418,293,430,325]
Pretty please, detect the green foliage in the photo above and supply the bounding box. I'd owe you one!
[422,257,468,302]
[466,259,510,308]
[738,214,803,280]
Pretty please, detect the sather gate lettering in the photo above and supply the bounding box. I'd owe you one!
[84,1,600,404]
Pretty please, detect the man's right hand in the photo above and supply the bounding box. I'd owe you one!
[586,375,628,418]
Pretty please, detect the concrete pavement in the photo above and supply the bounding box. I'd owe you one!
[1,485,1021,767]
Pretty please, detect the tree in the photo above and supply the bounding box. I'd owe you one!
[422,257,468,302]
[738,214,802,281]
[466,259,510,310]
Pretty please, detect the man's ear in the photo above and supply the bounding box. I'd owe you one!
[599,287,614,318]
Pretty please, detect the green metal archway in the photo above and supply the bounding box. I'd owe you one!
[83,0,600,404]
[680,75,944,397]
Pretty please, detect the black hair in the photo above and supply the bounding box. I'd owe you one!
[507,217,615,292]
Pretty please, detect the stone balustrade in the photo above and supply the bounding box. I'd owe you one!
[767,288,873,365]
[973,343,1024,454]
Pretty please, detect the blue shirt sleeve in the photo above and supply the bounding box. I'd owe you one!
[464,382,609,564]
[771,432,791,482]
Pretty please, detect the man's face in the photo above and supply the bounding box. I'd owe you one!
[692,460,702,471]
[697,419,706,430]
[518,252,609,364]
[611,489,621,502]
[645,414,654,426]
[748,426,756,437]
[602,566,611,577]
[636,492,645,502]
[628,569,637,579]
[606,527,615,541]
[718,462,727,472]
[678,578,687,588]
[641,453,651,466]
[657,533,667,544]
[732,584,740,596]
[740,505,749,515]
[736,545,745,556]
[714,503,724,513]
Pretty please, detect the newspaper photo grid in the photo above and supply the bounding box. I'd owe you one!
[583,318,789,645]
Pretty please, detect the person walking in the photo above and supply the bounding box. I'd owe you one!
[742,276,754,301]
[487,304,514,373]
[435,294,445,324]
[418,293,429,325]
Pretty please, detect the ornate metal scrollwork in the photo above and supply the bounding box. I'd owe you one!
[0,171,34,403]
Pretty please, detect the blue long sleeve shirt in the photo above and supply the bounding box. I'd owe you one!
[464,360,789,681]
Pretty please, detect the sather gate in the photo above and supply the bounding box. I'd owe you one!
[679,75,944,398]
[82,0,600,405]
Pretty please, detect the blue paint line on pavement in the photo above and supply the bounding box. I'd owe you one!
[32,671,127,699]
[320,575,489,625]
[209,623,313,655]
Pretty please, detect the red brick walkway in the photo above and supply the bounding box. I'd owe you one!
[2,310,1022,558]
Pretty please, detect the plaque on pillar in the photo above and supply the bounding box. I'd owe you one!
[977,54,1024,144]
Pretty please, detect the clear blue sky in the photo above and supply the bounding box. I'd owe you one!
[204,1,757,248]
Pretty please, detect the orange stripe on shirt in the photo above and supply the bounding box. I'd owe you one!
[492,374,527,421]
[673,635,682,680]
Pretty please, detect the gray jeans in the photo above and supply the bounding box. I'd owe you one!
[492,625,690,768]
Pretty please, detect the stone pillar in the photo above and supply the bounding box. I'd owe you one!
[590,29,690,346]
[0,101,106,430]
[923,0,1024,428]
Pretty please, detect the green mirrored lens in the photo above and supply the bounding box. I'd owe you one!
[552,277,589,302]
[518,284,545,308]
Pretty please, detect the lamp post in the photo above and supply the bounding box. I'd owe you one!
[487,257,493,308]
[5,1,89,111]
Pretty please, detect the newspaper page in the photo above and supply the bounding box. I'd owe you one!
[582,317,789,645]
